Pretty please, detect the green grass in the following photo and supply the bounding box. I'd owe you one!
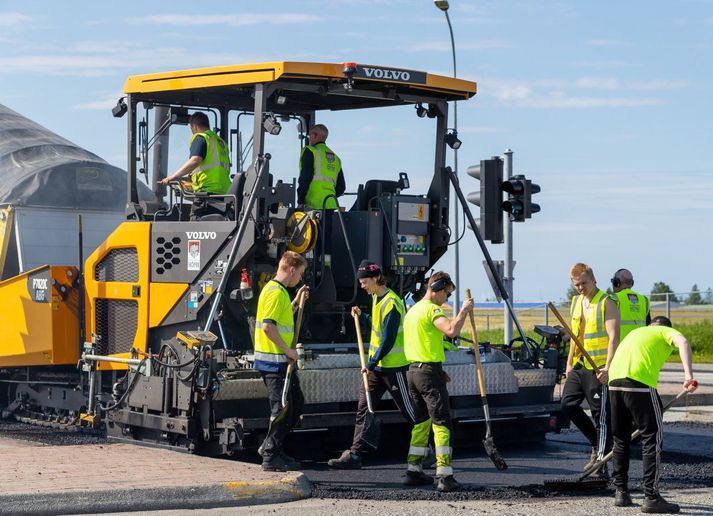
[667,321,713,363]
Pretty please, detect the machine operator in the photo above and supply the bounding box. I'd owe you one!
[253,251,309,472]
[328,260,416,469]
[160,111,231,220]
[561,262,620,478]
[296,124,345,211]
[402,271,473,493]
[611,268,651,341]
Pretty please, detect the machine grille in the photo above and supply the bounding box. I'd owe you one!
[155,236,182,275]
[95,248,139,282]
[95,299,138,355]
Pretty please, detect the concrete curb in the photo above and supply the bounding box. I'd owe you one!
[0,472,311,516]
[660,391,713,406]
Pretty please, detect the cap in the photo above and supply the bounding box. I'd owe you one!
[357,260,382,279]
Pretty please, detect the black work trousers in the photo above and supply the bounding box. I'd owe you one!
[610,378,664,498]
[407,362,452,429]
[350,369,416,455]
[560,364,612,458]
[259,369,304,461]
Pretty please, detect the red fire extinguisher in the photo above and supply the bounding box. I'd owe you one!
[240,268,253,300]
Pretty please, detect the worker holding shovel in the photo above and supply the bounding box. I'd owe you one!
[562,262,620,478]
[608,316,698,513]
[328,260,416,469]
[402,271,473,493]
[253,251,309,472]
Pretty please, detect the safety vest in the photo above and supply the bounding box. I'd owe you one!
[570,289,614,369]
[369,289,408,369]
[615,289,650,341]
[189,130,231,194]
[301,142,341,210]
[254,280,294,366]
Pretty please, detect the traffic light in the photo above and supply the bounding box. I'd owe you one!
[501,175,527,222]
[502,175,541,222]
[466,158,504,243]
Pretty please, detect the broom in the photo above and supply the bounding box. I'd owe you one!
[466,289,508,470]
[354,312,382,450]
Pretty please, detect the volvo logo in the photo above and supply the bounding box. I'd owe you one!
[362,67,411,82]
[185,231,217,239]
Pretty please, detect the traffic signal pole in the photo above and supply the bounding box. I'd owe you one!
[503,149,514,345]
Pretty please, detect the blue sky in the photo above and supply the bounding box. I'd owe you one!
[1,1,712,302]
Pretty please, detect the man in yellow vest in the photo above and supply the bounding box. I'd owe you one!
[254,251,309,472]
[403,271,473,493]
[611,268,651,341]
[160,111,231,220]
[561,262,620,477]
[296,124,345,211]
[328,260,417,469]
[608,316,698,513]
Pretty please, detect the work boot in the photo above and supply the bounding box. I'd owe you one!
[436,475,462,493]
[403,470,434,486]
[280,452,302,470]
[641,495,680,514]
[615,490,633,507]
[327,449,362,469]
[262,456,299,472]
[584,447,598,470]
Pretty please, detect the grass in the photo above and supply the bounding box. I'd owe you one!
[667,321,713,363]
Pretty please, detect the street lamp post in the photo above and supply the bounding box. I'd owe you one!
[434,0,460,312]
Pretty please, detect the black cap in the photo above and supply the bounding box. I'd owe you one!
[357,260,382,279]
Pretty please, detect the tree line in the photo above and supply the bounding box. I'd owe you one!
[564,282,713,305]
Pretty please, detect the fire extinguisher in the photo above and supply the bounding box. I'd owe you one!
[240,268,253,300]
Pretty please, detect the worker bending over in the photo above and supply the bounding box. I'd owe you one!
[403,271,473,492]
[561,263,619,477]
[160,112,231,220]
[608,316,697,513]
[328,260,416,469]
[611,268,651,341]
[253,251,309,472]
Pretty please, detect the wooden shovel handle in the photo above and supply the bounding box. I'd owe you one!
[547,301,600,374]
[465,289,488,397]
[353,312,374,412]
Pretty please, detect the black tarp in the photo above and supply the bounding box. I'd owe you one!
[0,103,152,210]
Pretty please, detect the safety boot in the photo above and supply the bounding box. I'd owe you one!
[280,452,302,470]
[436,475,462,493]
[641,495,680,514]
[261,456,300,472]
[327,449,362,469]
[403,470,434,486]
[614,489,633,507]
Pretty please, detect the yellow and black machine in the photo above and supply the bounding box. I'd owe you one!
[0,62,564,455]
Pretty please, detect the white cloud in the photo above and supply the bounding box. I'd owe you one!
[575,77,689,91]
[129,14,323,27]
[0,13,31,27]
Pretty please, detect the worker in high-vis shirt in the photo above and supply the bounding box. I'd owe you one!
[253,251,309,472]
[608,316,698,513]
[160,111,231,220]
[296,124,345,211]
[561,262,620,478]
[611,268,651,341]
[328,260,417,469]
[403,271,473,493]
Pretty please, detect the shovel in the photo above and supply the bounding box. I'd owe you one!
[544,388,691,491]
[274,290,307,424]
[547,302,600,375]
[466,289,508,471]
[354,312,382,450]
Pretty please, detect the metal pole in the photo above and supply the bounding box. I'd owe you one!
[503,149,514,345]
[544,303,549,326]
[442,9,460,313]
[666,292,671,319]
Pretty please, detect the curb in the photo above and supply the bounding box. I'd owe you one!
[0,472,311,515]
[660,392,713,406]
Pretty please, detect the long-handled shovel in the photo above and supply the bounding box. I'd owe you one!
[545,388,692,491]
[274,290,307,424]
[466,289,508,470]
[547,302,601,375]
[354,312,382,450]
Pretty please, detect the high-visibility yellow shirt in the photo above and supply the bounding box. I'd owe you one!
[615,289,650,341]
[609,325,681,388]
[301,142,341,210]
[189,130,231,194]
[570,289,615,369]
[404,299,447,364]
[253,280,294,372]
[369,289,408,369]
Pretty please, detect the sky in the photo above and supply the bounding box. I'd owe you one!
[1,0,712,302]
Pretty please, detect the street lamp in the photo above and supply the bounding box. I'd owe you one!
[433,0,460,311]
